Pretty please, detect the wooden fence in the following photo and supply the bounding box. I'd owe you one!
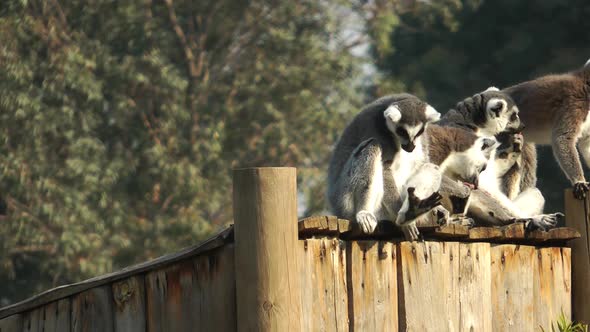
[0,167,587,332]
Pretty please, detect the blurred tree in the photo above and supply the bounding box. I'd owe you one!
[0,0,363,302]
[365,0,590,213]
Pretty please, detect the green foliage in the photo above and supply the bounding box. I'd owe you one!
[541,312,588,332]
[0,0,363,302]
[366,0,590,213]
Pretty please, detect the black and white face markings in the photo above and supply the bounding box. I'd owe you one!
[480,87,523,136]
[442,136,498,189]
[384,103,440,152]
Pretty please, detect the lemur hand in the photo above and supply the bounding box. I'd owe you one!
[573,182,590,200]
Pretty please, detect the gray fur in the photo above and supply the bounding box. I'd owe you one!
[502,62,590,198]
[327,94,439,234]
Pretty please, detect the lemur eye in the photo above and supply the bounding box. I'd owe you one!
[510,112,517,121]
[396,127,408,138]
[491,102,504,115]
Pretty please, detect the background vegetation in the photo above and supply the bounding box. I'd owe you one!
[1,0,589,303]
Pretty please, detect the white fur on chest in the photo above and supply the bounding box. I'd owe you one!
[392,138,428,195]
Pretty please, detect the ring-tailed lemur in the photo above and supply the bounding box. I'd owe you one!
[502,59,590,199]
[327,94,443,236]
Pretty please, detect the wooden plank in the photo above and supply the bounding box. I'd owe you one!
[327,216,339,234]
[431,224,469,239]
[501,222,526,240]
[547,227,581,242]
[565,188,590,323]
[337,219,351,233]
[534,247,572,331]
[112,276,145,332]
[526,230,550,243]
[0,314,22,332]
[37,299,70,332]
[71,286,114,332]
[397,241,459,331]
[21,307,39,332]
[299,239,348,332]
[233,168,301,331]
[145,245,236,332]
[347,241,397,332]
[458,243,492,332]
[491,244,535,332]
[468,227,503,240]
[0,226,233,320]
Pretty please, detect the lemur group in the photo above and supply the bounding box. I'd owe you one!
[327,59,590,240]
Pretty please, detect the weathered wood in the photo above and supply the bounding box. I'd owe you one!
[501,222,526,240]
[145,245,235,332]
[347,241,397,332]
[32,299,71,332]
[534,247,572,330]
[468,226,503,240]
[299,239,348,332]
[491,245,535,332]
[21,308,39,332]
[547,227,581,242]
[397,241,459,331]
[527,230,550,243]
[0,314,22,332]
[72,286,115,332]
[431,224,470,239]
[233,168,301,331]
[458,243,492,332]
[327,216,339,234]
[337,219,351,233]
[0,226,233,320]
[565,188,590,323]
[112,276,145,332]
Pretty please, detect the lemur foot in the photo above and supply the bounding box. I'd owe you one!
[356,210,378,234]
[405,187,443,221]
[433,206,450,226]
[448,215,474,227]
[400,222,420,241]
[573,182,590,200]
[525,213,564,232]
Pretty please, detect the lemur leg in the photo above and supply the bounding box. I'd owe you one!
[438,176,474,226]
[553,133,588,199]
[513,187,545,216]
[346,138,384,234]
[469,190,562,230]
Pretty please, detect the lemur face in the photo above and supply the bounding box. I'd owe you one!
[445,137,497,189]
[495,132,523,173]
[384,100,440,152]
[481,88,523,135]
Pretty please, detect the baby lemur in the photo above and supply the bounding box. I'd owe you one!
[502,59,590,199]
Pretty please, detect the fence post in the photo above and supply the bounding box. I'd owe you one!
[232,167,301,331]
[565,189,590,323]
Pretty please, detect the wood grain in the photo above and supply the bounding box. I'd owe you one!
[491,244,535,332]
[534,247,572,331]
[299,238,348,332]
[0,314,22,332]
[565,188,590,323]
[347,241,398,332]
[112,276,145,332]
[458,243,492,332]
[397,241,459,331]
[233,168,301,332]
[71,286,114,332]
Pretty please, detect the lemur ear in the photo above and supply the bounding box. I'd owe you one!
[484,86,500,92]
[486,98,507,117]
[384,104,402,123]
[425,105,440,123]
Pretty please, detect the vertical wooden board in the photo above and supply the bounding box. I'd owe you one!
[112,276,146,332]
[397,241,459,331]
[21,307,39,332]
[38,299,71,332]
[193,245,236,332]
[347,241,397,332]
[0,314,22,332]
[491,245,535,332]
[534,247,572,331]
[299,239,348,332]
[146,246,236,332]
[458,243,492,332]
[564,190,590,323]
[72,285,115,332]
